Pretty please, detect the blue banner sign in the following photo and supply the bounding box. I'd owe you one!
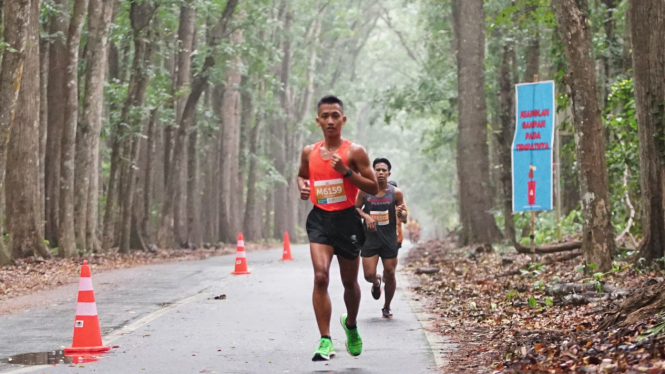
[512,81,555,212]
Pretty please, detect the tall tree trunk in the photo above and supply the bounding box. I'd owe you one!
[58,0,89,258]
[236,79,250,233]
[7,0,50,260]
[45,0,68,248]
[39,34,49,233]
[169,0,197,245]
[243,87,262,241]
[74,0,115,253]
[0,0,32,263]
[99,2,122,252]
[87,1,116,254]
[142,109,158,243]
[496,43,516,243]
[220,28,243,242]
[187,123,201,244]
[119,133,143,253]
[263,188,274,240]
[273,8,292,240]
[630,0,665,264]
[102,133,121,249]
[524,31,540,83]
[552,0,615,272]
[201,88,216,243]
[209,87,223,243]
[452,0,502,245]
[158,0,238,247]
[204,129,220,243]
[118,0,156,253]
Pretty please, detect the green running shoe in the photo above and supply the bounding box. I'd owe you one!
[312,337,336,361]
[340,314,363,356]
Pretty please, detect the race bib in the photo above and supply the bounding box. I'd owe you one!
[314,179,346,204]
[370,210,389,226]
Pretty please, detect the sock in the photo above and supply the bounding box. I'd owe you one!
[345,322,357,330]
[321,335,332,341]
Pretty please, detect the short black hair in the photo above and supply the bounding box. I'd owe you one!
[388,180,398,187]
[317,95,344,111]
[373,158,391,171]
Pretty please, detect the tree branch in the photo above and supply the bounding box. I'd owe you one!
[379,5,422,65]
[515,241,582,254]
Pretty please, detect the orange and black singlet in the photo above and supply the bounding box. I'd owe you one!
[308,140,359,212]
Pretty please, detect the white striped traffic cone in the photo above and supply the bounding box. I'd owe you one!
[232,233,250,275]
[64,260,110,353]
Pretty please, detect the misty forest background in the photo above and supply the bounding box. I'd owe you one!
[0,0,663,274]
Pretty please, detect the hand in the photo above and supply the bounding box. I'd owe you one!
[396,204,406,218]
[300,181,311,200]
[330,154,349,175]
[365,216,377,232]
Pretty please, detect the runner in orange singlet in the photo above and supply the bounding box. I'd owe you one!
[297,95,379,361]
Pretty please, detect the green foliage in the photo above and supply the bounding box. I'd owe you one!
[505,209,583,246]
[604,79,641,236]
[490,0,555,31]
[521,262,546,276]
[636,320,665,342]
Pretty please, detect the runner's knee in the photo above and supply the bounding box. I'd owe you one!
[363,272,376,283]
[341,277,358,290]
[313,271,329,289]
[383,267,396,282]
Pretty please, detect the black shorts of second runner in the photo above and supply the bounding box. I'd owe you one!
[306,206,366,260]
[361,244,399,260]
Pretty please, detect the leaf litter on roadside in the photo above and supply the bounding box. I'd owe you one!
[404,235,665,373]
[0,243,271,305]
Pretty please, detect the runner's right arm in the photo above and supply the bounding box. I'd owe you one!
[297,145,313,200]
[394,188,408,224]
[331,143,378,195]
[355,191,376,232]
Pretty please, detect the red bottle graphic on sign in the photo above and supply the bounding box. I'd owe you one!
[528,165,536,205]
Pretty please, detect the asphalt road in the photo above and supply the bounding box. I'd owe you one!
[0,243,439,374]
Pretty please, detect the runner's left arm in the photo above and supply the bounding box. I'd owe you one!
[330,143,379,195]
[395,188,408,224]
[297,145,313,200]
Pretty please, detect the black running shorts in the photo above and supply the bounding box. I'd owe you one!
[306,206,366,260]
[361,245,399,260]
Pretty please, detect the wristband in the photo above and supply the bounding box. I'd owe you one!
[343,169,353,178]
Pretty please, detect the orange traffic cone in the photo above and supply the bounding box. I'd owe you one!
[232,233,251,275]
[64,261,110,353]
[281,231,293,261]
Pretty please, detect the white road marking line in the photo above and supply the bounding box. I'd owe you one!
[1,277,238,374]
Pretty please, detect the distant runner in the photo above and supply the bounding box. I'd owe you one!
[297,95,379,361]
[356,158,407,319]
[387,180,408,250]
[406,218,421,243]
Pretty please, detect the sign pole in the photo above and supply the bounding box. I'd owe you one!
[529,75,539,253]
[555,124,562,242]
